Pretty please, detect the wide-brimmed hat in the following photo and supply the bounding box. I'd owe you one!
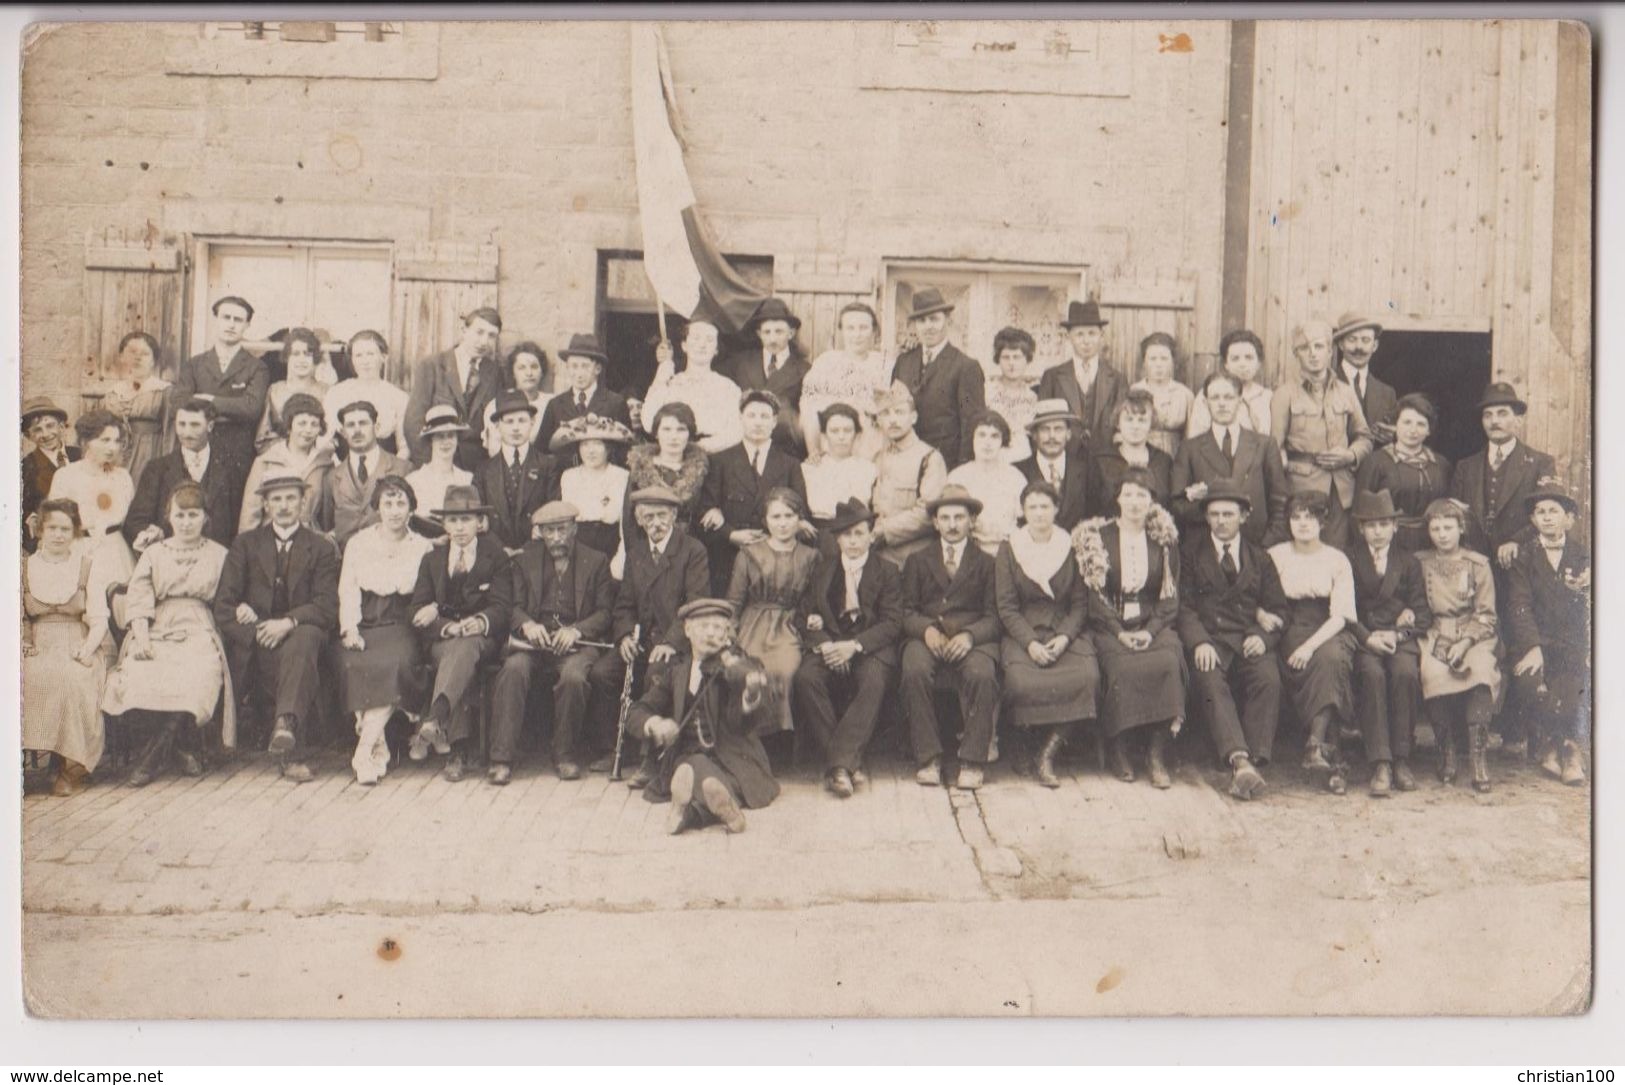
[826,498,878,536]
[628,484,682,509]
[1333,312,1384,340]
[21,396,68,430]
[1352,488,1399,522]
[419,404,470,438]
[490,388,539,420]
[531,500,581,526]
[1026,398,1082,432]
[907,288,956,320]
[256,469,310,497]
[548,413,635,452]
[1477,381,1528,416]
[1059,300,1109,329]
[1200,478,1253,513]
[926,484,983,518]
[1525,476,1579,516]
[433,484,494,517]
[745,297,801,331]
[677,598,736,622]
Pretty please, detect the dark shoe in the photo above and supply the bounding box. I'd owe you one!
[1393,758,1418,791]
[1302,713,1332,771]
[915,757,942,787]
[278,761,314,784]
[1147,730,1172,790]
[556,760,581,781]
[1109,736,1135,783]
[667,764,698,835]
[443,753,467,783]
[1036,730,1065,789]
[1228,755,1266,801]
[956,762,984,790]
[128,717,178,788]
[587,754,614,774]
[268,716,298,756]
[851,767,869,789]
[1561,740,1586,786]
[827,768,855,798]
[700,777,747,833]
[176,750,204,778]
[627,758,655,790]
[1469,724,1491,793]
[488,763,512,786]
[1369,761,1393,797]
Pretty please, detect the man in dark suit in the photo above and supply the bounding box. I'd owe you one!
[1347,489,1432,796]
[890,288,986,469]
[1505,480,1589,786]
[724,297,810,456]
[899,485,1001,790]
[1171,371,1290,547]
[1013,399,1090,531]
[172,295,267,510]
[125,398,242,551]
[1333,312,1399,446]
[792,499,904,798]
[489,501,616,784]
[212,471,340,783]
[535,333,631,464]
[21,397,80,553]
[476,389,559,552]
[698,388,809,594]
[1450,382,1555,570]
[408,485,512,783]
[1176,481,1288,801]
[589,486,711,787]
[402,306,505,469]
[316,400,415,552]
[1037,299,1126,450]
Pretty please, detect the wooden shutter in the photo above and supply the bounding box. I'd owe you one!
[1097,269,1206,389]
[389,240,498,390]
[81,227,188,414]
[775,255,876,359]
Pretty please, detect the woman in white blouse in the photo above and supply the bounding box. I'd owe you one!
[481,341,554,457]
[404,405,474,535]
[325,330,409,457]
[799,301,891,460]
[946,411,1028,556]
[551,413,634,563]
[47,409,136,584]
[801,403,879,539]
[639,319,743,454]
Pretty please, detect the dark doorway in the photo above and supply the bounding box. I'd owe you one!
[1369,331,1493,464]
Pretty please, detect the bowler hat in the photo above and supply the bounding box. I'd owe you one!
[1352,488,1400,522]
[21,396,68,430]
[1200,478,1253,513]
[907,288,956,320]
[491,388,539,420]
[531,500,581,526]
[1477,381,1528,416]
[746,297,802,331]
[1525,477,1579,516]
[1333,312,1383,340]
[826,498,879,537]
[433,485,494,517]
[548,413,635,452]
[678,598,737,622]
[926,484,983,518]
[256,470,310,497]
[419,404,471,438]
[1060,299,1109,329]
[629,484,682,509]
[1026,398,1082,432]
[561,332,609,365]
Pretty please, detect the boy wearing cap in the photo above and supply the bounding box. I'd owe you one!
[870,381,949,568]
[22,397,80,553]
[536,333,631,462]
[725,297,810,456]
[490,501,616,784]
[126,397,243,550]
[891,288,986,469]
[317,399,414,551]
[477,388,560,553]
[172,295,268,506]
[698,388,810,594]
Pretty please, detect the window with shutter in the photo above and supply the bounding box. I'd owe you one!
[80,227,187,416]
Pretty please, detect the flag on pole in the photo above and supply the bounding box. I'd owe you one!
[630,23,767,334]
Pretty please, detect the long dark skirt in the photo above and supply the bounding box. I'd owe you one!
[337,622,424,715]
[1280,624,1356,722]
[1090,627,1187,736]
[1000,635,1100,728]
[575,520,620,560]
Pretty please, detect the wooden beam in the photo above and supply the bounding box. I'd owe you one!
[1220,20,1255,335]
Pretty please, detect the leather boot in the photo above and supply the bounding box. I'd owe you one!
[1438,721,1459,784]
[128,716,178,788]
[1109,735,1135,783]
[1036,728,1066,789]
[1301,714,1332,771]
[1468,723,1491,792]
[1147,729,1172,789]
[174,715,205,778]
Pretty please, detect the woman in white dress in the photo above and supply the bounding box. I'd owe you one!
[1131,331,1194,459]
[801,403,879,539]
[640,319,743,454]
[239,392,332,534]
[47,409,136,584]
[799,301,891,460]
[947,411,1029,555]
[552,413,634,563]
[325,329,409,457]
[481,341,554,457]
[404,405,474,535]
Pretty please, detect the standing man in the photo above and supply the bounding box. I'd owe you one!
[490,501,615,784]
[213,471,339,783]
[125,397,242,550]
[21,397,79,553]
[1271,317,1373,549]
[477,389,560,553]
[1450,382,1554,572]
[725,297,810,456]
[698,389,809,594]
[1012,400,1090,531]
[1333,312,1398,446]
[890,288,985,469]
[172,295,267,512]
[317,400,415,552]
[536,333,631,461]
[1171,372,1291,547]
[870,381,949,568]
[402,306,505,469]
[1038,299,1126,450]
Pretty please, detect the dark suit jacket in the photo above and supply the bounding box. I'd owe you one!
[535,386,632,462]
[900,539,1000,650]
[172,348,268,470]
[1085,446,1175,520]
[798,550,905,666]
[1176,535,1287,659]
[507,539,614,642]
[1338,367,1399,436]
[317,449,417,550]
[993,542,1090,647]
[1346,544,1431,646]
[22,446,80,552]
[611,526,711,649]
[1013,448,1091,531]
[476,445,560,551]
[724,347,810,455]
[410,533,511,640]
[1449,440,1555,554]
[1037,360,1127,449]
[890,343,986,469]
[1505,538,1590,662]
[213,524,340,631]
[699,441,807,590]
[124,447,243,548]
[626,652,779,808]
[402,349,505,468]
[1086,522,1180,638]
[1169,428,1290,546]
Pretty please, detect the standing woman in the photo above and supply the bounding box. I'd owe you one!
[984,326,1040,464]
[239,393,332,534]
[482,341,554,457]
[801,404,879,537]
[799,301,891,460]
[1076,469,1187,787]
[1132,331,1194,459]
[1355,393,1452,554]
[624,401,709,543]
[552,413,634,560]
[996,480,1098,788]
[22,499,114,796]
[47,409,136,584]
[1085,389,1175,519]
[336,475,435,786]
[100,482,233,787]
[256,328,333,454]
[1267,492,1360,794]
[946,411,1028,555]
[727,487,820,738]
[325,330,410,457]
[403,405,474,532]
[101,330,171,486]
[639,319,743,454]
[1415,498,1503,792]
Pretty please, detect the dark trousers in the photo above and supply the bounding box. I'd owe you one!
[1511,662,1590,746]
[792,653,893,773]
[1321,494,1352,550]
[900,640,999,765]
[427,633,498,744]
[1353,642,1422,762]
[490,646,600,765]
[221,622,326,753]
[1189,648,1282,764]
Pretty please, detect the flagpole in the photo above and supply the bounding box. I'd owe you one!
[655,294,669,348]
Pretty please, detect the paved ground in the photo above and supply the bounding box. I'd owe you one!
[20,732,1592,1018]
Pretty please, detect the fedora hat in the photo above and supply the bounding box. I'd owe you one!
[433,484,494,517]
[746,297,802,331]
[548,412,635,452]
[1059,299,1109,328]
[1525,476,1579,516]
[560,332,609,365]
[490,388,539,420]
[926,484,983,518]
[531,500,581,526]
[1477,381,1528,416]
[907,288,956,320]
[21,396,68,430]
[1333,312,1383,340]
[1199,478,1253,513]
[1352,488,1400,522]
[1026,398,1082,432]
[255,469,310,497]
[826,498,879,537]
[419,404,470,438]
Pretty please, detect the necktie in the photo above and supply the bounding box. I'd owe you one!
[356,456,368,485]
[1047,461,1060,486]
[767,354,780,377]
[1220,543,1238,584]
[576,392,586,411]
[944,546,959,578]
[752,448,764,476]
[1221,428,1234,463]
[274,538,292,611]
[505,452,522,510]
[1491,445,1507,471]
[845,567,861,612]
[452,546,469,577]
[463,358,480,404]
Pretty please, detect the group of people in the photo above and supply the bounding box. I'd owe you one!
[20,288,1590,836]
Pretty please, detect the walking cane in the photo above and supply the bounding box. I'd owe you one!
[609,623,642,781]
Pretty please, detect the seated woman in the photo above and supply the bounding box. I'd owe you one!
[1354,392,1453,554]
[984,326,1039,464]
[799,301,891,461]
[404,405,474,535]
[1076,469,1187,788]
[256,328,333,454]
[727,487,820,743]
[22,499,114,796]
[47,409,136,584]
[1267,492,1360,795]
[100,330,171,489]
[802,404,879,539]
[1131,331,1194,459]
[1085,389,1175,520]
[624,401,709,545]
[1415,498,1504,792]
[946,411,1028,556]
[325,330,409,457]
[100,481,233,787]
[239,392,332,534]
[552,413,634,562]
[482,341,554,457]
[996,480,1099,788]
[337,475,435,786]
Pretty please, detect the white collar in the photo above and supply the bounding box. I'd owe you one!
[183,443,210,463]
[503,444,529,466]
[1213,422,1240,443]
[272,524,299,544]
[1489,437,1517,456]
[650,535,668,556]
[1010,526,1071,597]
[1038,449,1067,469]
[741,438,772,461]
[942,538,964,561]
[1341,361,1368,385]
[1369,543,1390,565]
[353,446,379,469]
[1074,355,1099,380]
[574,382,597,402]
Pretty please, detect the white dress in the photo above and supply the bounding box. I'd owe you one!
[802,455,880,522]
[640,367,744,453]
[47,460,136,582]
[799,348,892,459]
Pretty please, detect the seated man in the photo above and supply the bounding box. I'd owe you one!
[898,485,1001,789]
[213,470,340,783]
[699,388,808,594]
[792,498,904,798]
[490,501,615,785]
[589,485,711,786]
[625,598,779,835]
[318,399,414,551]
[1176,480,1288,800]
[126,396,242,551]
[1505,479,1590,786]
[478,388,559,553]
[409,485,512,782]
[871,381,949,569]
[1348,489,1431,796]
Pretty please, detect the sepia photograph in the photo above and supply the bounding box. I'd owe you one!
[10,11,1598,1033]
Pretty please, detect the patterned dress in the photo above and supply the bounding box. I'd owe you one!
[726,540,819,733]
[985,376,1039,463]
[800,348,892,460]
[104,378,171,488]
